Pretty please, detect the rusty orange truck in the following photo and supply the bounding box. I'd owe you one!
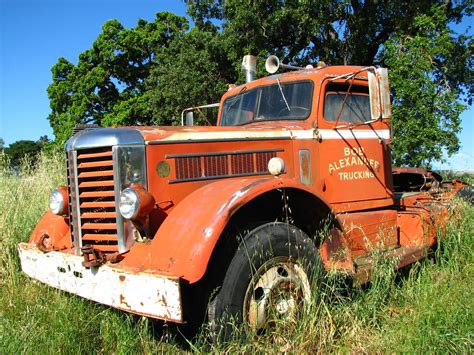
[18,55,469,335]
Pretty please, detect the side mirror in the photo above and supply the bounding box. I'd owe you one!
[368,68,392,121]
[185,111,194,126]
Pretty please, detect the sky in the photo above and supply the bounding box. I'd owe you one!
[0,0,472,169]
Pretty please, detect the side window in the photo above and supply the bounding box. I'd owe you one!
[323,83,371,124]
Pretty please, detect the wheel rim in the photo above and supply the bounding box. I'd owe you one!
[243,257,311,333]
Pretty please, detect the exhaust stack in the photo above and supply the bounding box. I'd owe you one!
[242,55,257,83]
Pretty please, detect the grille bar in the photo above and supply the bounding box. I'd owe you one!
[81,212,116,219]
[78,160,114,169]
[80,191,115,198]
[77,151,113,159]
[83,234,118,241]
[81,201,116,208]
[78,170,114,178]
[79,180,114,188]
[82,223,117,230]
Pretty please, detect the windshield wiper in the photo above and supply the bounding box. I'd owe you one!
[333,78,355,128]
[225,85,247,114]
[277,78,290,112]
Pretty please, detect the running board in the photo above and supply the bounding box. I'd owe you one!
[353,246,429,284]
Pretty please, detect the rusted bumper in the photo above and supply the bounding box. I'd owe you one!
[17,243,183,323]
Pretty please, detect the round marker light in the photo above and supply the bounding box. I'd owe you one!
[49,186,68,215]
[119,188,140,220]
[268,157,285,176]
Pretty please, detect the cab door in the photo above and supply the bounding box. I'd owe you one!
[315,76,397,254]
[316,77,394,208]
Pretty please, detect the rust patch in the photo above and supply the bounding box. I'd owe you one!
[159,293,168,307]
[392,167,442,192]
[299,149,312,185]
[157,161,171,178]
[119,294,131,308]
[119,275,126,282]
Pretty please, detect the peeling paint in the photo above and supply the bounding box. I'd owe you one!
[18,243,182,323]
[202,227,214,239]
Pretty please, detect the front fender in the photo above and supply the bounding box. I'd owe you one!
[123,177,330,283]
[28,210,72,251]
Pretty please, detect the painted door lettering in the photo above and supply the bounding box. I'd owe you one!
[328,147,380,180]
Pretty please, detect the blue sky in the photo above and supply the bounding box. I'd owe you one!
[0,0,472,169]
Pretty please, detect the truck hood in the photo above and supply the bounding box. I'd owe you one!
[65,124,312,151]
[132,124,309,144]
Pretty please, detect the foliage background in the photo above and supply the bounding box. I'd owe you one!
[38,0,473,168]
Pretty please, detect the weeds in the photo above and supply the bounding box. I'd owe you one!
[0,152,472,352]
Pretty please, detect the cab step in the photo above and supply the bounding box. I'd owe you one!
[353,246,429,284]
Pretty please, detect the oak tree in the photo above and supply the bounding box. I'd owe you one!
[147,28,233,126]
[47,12,188,143]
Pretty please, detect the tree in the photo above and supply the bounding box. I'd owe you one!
[4,140,42,169]
[47,12,188,144]
[385,5,468,166]
[185,0,473,167]
[148,28,233,125]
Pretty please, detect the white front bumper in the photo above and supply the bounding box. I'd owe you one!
[18,243,183,323]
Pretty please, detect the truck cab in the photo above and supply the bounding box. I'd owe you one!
[17,56,466,337]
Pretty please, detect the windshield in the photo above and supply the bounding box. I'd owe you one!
[220,81,313,126]
[323,83,371,124]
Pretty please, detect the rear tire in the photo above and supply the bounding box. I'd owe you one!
[208,222,325,340]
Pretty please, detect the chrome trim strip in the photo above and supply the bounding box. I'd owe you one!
[113,145,147,253]
[112,147,126,253]
[71,150,83,254]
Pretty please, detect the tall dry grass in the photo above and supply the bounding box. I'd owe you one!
[0,151,472,352]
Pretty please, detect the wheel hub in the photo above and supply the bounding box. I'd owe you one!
[244,258,311,332]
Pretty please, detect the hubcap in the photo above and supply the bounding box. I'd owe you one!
[244,257,311,332]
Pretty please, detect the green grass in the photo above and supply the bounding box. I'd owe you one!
[1,152,473,352]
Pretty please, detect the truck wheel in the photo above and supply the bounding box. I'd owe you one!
[208,222,325,339]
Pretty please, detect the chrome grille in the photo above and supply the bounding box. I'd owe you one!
[67,147,119,254]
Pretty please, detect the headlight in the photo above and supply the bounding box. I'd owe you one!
[119,188,140,220]
[49,186,68,215]
[268,157,285,176]
[118,185,155,220]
